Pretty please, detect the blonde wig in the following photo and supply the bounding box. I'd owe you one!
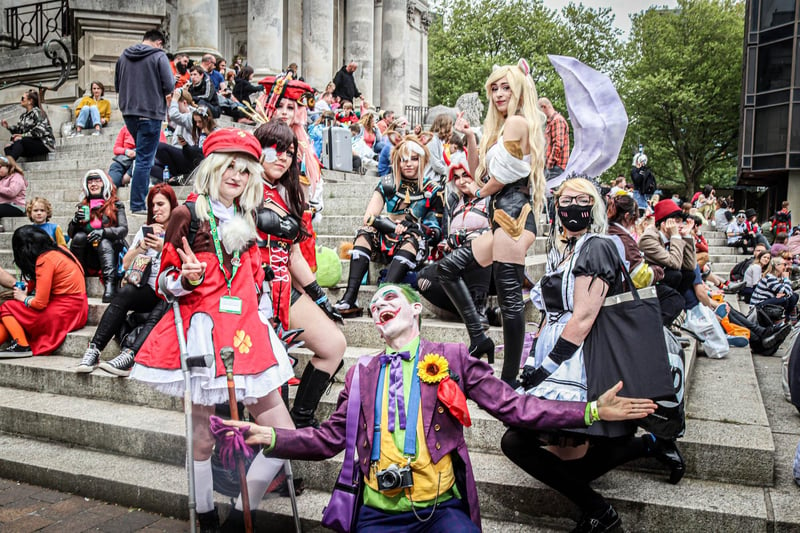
[478,62,547,214]
[191,152,264,234]
[554,177,608,235]
[389,133,431,191]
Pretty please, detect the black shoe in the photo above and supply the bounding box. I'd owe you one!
[290,364,334,428]
[647,435,685,484]
[469,336,495,364]
[761,323,793,352]
[102,280,116,303]
[571,505,621,533]
[197,508,220,533]
[0,340,32,358]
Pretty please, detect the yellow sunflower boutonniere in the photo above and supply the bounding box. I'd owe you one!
[418,353,471,427]
[418,353,449,384]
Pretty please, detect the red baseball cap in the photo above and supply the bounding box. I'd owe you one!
[202,128,261,160]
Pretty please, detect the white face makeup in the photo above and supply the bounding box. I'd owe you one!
[369,285,421,343]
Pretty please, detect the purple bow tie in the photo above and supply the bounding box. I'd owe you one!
[379,351,411,432]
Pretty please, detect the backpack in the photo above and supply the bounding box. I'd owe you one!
[642,169,657,195]
[773,210,791,236]
[729,257,754,283]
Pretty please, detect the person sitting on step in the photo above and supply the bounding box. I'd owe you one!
[0,155,28,219]
[77,183,178,376]
[417,150,495,362]
[73,81,111,136]
[27,196,66,246]
[68,169,128,303]
[0,226,87,357]
[334,132,444,317]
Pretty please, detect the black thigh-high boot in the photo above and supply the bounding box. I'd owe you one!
[334,245,370,317]
[438,247,494,362]
[384,248,417,283]
[290,362,341,428]
[465,263,492,330]
[97,238,118,303]
[494,261,525,385]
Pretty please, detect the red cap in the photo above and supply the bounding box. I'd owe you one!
[258,75,315,107]
[653,199,684,226]
[202,128,261,160]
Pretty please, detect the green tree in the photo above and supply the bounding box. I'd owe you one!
[428,0,622,114]
[618,0,744,196]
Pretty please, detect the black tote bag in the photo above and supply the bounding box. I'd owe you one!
[584,267,685,439]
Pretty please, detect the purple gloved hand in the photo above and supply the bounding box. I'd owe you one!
[209,414,256,470]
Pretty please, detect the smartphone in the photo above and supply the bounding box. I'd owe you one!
[141,226,154,238]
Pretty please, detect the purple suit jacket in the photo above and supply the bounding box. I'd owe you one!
[271,339,587,527]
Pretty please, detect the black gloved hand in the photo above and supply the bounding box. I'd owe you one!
[519,365,550,390]
[87,228,105,243]
[304,281,343,323]
[74,207,87,224]
[447,230,467,250]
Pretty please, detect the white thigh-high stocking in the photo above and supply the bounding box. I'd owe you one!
[234,453,286,511]
[194,458,215,513]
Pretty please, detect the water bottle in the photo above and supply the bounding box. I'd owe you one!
[13,281,26,291]
[162,165,170,183]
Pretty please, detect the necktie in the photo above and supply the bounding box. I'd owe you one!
[379,351,412,432]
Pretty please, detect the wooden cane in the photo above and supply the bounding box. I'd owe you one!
[220,346,253,533]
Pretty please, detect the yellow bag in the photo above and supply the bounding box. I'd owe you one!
[630,261,654,289]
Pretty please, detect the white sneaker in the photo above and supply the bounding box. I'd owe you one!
[76,344,100,373]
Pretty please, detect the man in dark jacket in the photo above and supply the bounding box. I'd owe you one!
[332,62,361,105]
[115,29,174,214]
[187,65,220,118]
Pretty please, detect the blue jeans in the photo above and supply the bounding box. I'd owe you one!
[76,106,101,129]
[633,189,650,211]
[124,116,161,212]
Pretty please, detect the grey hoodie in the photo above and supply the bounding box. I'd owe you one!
[115,43,174,121]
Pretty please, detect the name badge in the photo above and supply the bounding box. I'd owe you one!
[219,295,243,314]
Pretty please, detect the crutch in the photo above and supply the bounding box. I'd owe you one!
[159,273,208,533]
[220,346,253,533]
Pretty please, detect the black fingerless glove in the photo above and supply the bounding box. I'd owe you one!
[304,281,343,323]
[87,228,105,243]
[447,230,467,249]
[368,215,397,235]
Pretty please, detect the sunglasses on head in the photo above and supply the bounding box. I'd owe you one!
[0,156,8,165]
[195,106,209,117]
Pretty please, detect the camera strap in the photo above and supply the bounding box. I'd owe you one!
[371,351,421,462]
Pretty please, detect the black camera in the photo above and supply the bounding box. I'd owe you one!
[375,463,414,492]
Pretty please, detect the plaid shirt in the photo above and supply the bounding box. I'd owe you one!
[545,112,569,170]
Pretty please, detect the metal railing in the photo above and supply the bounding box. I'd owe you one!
[6,0,70,50]
[404,105,429,128]
[0,39,73,103]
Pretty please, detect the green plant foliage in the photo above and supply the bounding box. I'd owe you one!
[618,0,744,196]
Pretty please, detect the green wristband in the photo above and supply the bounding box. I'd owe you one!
[261,427,277,455]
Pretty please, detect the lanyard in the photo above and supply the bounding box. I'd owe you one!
[371,350,421,462]
[205,196,240,294]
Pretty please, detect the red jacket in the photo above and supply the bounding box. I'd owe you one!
[113,126,167,156]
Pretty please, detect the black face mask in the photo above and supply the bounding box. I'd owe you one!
[558,204,593,232]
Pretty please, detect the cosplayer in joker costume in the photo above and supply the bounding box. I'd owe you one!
[224,284,656,531]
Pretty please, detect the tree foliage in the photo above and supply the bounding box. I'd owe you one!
[428,0,622,116]
[615,0,744,196]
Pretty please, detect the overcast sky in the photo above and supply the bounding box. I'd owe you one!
[547,0,680,35]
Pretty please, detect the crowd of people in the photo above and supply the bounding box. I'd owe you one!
[1,27,799,533]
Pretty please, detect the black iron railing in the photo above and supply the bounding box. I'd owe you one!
[6,0,70,50]
[404,105,429,128]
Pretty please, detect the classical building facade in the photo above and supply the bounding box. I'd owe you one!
[739,0,799,212]
[0,0,429,113]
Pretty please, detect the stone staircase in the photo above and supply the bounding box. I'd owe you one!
[0,129,797,532]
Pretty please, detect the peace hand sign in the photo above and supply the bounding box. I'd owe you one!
[176,236,207,284]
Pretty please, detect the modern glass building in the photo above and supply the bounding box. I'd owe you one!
[739,0,800,211]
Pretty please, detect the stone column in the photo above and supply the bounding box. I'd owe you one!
[247,0,283,77]
[302,0,335,91]
[373,1,383,105]
[345,0,374,104]
[380,0,406,112]
[177,0,220,56]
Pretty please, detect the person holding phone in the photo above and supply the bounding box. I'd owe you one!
[77,183,178,375]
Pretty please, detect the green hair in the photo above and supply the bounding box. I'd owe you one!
[375,283,422,326]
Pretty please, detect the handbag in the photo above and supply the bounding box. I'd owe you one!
[584,266,685,440]
[321,357,369,533]
[684,304,729,359]
[123,254,152,288]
